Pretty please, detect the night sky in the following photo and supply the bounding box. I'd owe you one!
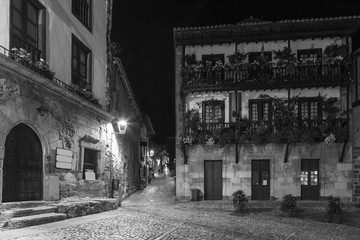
[111,0,360,144]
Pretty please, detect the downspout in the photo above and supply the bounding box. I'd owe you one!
[340,83,350,162]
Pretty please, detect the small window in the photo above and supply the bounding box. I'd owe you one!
[202,54,224,66]
[249,99,272,123]
[248,51,272,64]
[72,0,92,30]
[72,35,91,90]
[297,98,322,120]
[202,100,225,123]
[297,48,322,63]
[83,148,98,180]
[10,0,46,60]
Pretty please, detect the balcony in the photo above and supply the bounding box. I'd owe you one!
[182,63,351,93]
[0,45,101,108]
[184,118,349,145]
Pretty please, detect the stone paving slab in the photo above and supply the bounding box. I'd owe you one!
[0,176,359,240]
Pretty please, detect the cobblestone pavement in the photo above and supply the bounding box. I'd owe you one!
[1,175,360,240]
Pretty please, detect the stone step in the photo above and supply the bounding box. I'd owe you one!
[4,212,67,229]
[4,206,58,218]
[0,201,52,211]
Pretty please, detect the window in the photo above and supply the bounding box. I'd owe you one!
[202,100,225,123]
[202,54,224,66]
[297,48,322,63]
[83,148,98,180]
[297,98,322,128]
[10,0,45,60]
[72,0,92,30]
[248,51,272,64]
[72,35,91,89]
[249,99,271,123]
[297,98,322,120]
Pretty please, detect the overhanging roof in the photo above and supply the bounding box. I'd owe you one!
[174,15,360,45]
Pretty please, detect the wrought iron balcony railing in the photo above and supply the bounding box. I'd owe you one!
[0,45,101,108]
[182,63,351,92]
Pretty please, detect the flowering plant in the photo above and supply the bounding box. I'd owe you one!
[273,47,297,66]
[324,133,336,144]
[11,47,32,63]
[34,58,55,79]
[206,137,215,146]
[323,40,348,65]
[227,51,248,68]
[182,135,194,145]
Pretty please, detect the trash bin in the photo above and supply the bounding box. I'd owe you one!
[190,188,200,201]
[198,192,204,201]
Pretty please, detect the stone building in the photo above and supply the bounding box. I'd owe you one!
[0,0,148,202]
[174,16,360,201]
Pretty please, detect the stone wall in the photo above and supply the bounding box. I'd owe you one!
[0,62,121,201]
[176,143,353,201]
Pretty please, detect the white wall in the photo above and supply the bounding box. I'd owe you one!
[185,37,347,65]
[0,0,10,49]
[41,0,107,106]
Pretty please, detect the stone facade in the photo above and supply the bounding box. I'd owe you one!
[0,0,147,203]
[174,16,360,201]
[177,143,352,201]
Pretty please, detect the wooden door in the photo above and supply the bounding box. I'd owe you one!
[252,160,270,200]
[301,159,319,200]
[204,160,222,200]
[3,124,43,202]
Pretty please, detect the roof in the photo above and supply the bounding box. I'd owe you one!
[141,113,156,136]
[174,15,360,45]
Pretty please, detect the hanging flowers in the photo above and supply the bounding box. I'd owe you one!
[206,137,215,146]
[324,133,336,144]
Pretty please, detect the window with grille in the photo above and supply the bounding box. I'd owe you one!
[297,49,322,63]
[10,0,45,60]
[83,148,98,180]
[72,0,92,30]
[249,99,271,123]
[202,100,225,123]
[297,98,322,120]
[72,35,91,89]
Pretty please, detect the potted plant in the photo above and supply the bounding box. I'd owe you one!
[232,189,248,212]
[273,47,297,67]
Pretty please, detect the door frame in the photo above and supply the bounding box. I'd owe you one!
[251,159,271,200]
[300,159,320,201]
[204,160,223,200]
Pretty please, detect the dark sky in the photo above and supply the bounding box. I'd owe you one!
[111,0,360,144]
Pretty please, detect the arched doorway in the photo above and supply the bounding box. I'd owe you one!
[3,123,43,202]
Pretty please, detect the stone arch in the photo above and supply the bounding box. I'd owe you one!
[2,123,44,202]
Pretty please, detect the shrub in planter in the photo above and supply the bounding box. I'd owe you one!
[280,194,301,217]
[327,195,343,223]
[232,190,248,213]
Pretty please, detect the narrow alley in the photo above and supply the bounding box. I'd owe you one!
[0,176,360,240]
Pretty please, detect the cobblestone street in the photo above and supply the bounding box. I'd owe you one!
[1,176,360,240]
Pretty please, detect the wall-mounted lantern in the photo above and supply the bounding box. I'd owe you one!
[115,120,127,134]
